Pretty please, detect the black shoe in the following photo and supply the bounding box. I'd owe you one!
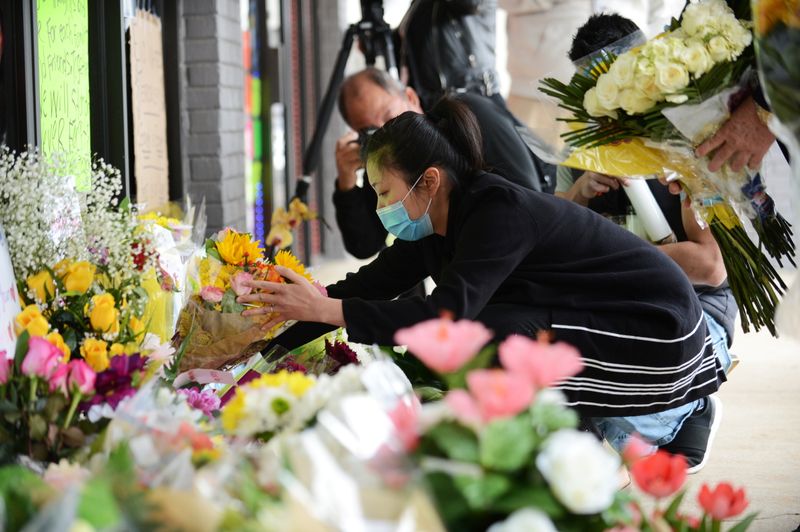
[659,395,723,474]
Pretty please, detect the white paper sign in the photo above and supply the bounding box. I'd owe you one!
[0,225,21,359]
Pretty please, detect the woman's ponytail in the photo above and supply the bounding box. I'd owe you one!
[426,97,484,176]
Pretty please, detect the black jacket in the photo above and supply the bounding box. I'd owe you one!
[333,93,553,258]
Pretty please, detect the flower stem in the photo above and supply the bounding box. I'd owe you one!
[711,518,722,532]
[63,392,82,429]
[29,378,38,405]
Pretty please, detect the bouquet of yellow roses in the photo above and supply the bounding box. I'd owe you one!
[174,228,314,371]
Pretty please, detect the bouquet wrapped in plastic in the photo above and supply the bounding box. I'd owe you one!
[174,228,317,371]
[539,0,794,334]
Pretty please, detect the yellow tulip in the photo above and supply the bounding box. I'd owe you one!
[46,332,72,362]
[26,270,55,303]
[88,294,120,334]
[81,338,109,372]
[64,261,96,293]
[15,305,50,337]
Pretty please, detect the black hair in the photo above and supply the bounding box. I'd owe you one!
[365,96,484,187]
[568,13,641,61]
[337,67,405,125]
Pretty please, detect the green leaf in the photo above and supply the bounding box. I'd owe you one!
[28,414,47,440]
[529,400,580,434]
[664,489,687,521]
[426,422,480,462]
[453,473,511,510]
[14,330,30,372]
[423,472,473,526]
[221,289,245,314]
[119,196,131,212]
[205,238,222,262]
[444,344,497,390]
[727,513,758,532]
[479,415,536,472]
[77,478,121,528]
[490,485,566,517]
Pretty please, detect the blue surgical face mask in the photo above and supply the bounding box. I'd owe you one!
[375,173,434,241]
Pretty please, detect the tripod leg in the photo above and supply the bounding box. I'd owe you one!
[295,25,357,201]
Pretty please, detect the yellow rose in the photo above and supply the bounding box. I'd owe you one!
[54,258,72,278]
[594,74,620,111]
[110,343,126,357]
[583,88,618,119]
[81,338,109,372]
[26,270,55,303]
[15,304,50,337]
[619,89,656,115]
[88,294,120,334]
[128,315,145,337]
[654,61,689,94]
[46,332,72,362]
[64,261,96,294]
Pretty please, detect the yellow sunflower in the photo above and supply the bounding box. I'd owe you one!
[274,250,313,281]
[215,229,264,266]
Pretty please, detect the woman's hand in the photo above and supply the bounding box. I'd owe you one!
[561,172,629,206]
[237,266,345,329]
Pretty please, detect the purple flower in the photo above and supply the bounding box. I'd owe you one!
[325,340,359,374]
[178,388,221,417]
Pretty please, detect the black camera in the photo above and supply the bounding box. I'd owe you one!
[357,126,379,160]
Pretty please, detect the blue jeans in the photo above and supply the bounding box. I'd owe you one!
[591,311,730,452]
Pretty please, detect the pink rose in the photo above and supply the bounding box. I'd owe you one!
[388,398,420,452]
[49,363,70,395]
[67,360,96,395]
[230,271,254,296]
[498,335,584,389]
[21,336,62,379]
[200,285,224,303]
[394,317,492,374]
[445,389,482,426]
[0,351,10,385]
[467,369,534,421]
[312,281,328,297]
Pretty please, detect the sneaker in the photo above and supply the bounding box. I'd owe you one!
[659,395,723,474]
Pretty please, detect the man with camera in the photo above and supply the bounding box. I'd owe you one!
[332,67,553,259]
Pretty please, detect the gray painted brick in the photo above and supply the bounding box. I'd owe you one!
[188,64,221,86]
[189,181,223,204]
[190,110,220,132]
[217,16,240,42]
[188,133,223,155]
[184,39,220,62]
[220,131,244,157]
[186,16,218,39]
[186,87,221,108]
[190,157,223,180]
[220,64,244,88]
[220,87,243,109]
[183,1,220,15]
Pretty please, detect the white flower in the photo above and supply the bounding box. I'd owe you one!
[594,72,620,111]
[682,38,714,76]
[43,459,91,490]
[707,36,733,62]
[536,429,620,514]
[665,94,690,104]
[583,88,618,119]
[607,53,636,89]
[487,508,557,532]
[681,3,715,37]
[654,61,690,94]
[619,89,656,115]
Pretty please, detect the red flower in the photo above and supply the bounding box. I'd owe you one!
[630,450,687,498]
[698,482,748,520]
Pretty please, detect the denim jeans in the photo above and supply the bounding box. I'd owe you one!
[590,311,730,452]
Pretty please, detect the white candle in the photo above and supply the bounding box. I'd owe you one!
[622,179,676,244]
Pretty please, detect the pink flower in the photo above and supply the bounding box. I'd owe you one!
[622,434,655,465]
[179,388,221,417]
[21,336,62,378]
[230,271,254,296]
[394,317,492,374]
[67,360,96,395]
[49,363,70,395]
[445,389,482,426]
[200,286,224,303]
[0,351,10,385]
[467,369,534,421]
[697,482,748,520]
[388,398,420,451]
[498,335,584,389]
[313,281,328,297]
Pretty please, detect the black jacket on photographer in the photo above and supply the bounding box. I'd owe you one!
[400,0,499,109]
[333,92,553,259]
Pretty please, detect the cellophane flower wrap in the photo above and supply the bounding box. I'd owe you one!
[174,229,313,371]
[539,0,794,335]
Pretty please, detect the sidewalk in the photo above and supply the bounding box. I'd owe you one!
[313,258,800,530]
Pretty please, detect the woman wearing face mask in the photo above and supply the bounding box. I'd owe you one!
[240,98,725,466]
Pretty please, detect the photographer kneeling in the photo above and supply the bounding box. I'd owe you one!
[333,67,552,259]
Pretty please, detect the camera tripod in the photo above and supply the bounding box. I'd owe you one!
[291,0,399,204]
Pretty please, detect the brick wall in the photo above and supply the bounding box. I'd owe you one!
[180,0,246,234]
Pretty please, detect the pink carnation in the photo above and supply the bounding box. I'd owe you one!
[498,334,584,389]
[0,351,11,385]
[394,317,492,374]
[179,388,221,417]
[467,369,534,421]
[200,286,224,303]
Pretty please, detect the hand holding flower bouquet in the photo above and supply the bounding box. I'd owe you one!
[174,228,317,371]
[540,0,793,335]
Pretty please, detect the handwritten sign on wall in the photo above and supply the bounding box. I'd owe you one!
[37,0,92,191]
[129,9,170,211]
[0,226,21,360]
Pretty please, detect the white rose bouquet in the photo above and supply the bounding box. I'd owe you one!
[540,0,793,336]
